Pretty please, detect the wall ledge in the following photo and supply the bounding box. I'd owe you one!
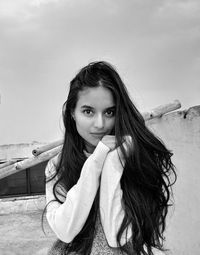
[0,195,45,214]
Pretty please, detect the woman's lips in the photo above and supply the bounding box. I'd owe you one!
[90,132,105,138]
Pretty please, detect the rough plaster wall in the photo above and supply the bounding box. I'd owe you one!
[147,106,200,255]
[0,142,46,161]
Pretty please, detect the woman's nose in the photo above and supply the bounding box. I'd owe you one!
[94,114,104,129]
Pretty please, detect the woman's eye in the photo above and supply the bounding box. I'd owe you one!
[83,109,93,116]
[105,110,115,117]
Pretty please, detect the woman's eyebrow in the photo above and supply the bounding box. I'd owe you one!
[81,105,94,109]
[81,105,116,110]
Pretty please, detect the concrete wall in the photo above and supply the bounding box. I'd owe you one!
[0,141,46,161]
[0,105,200,254]
[0,195,45,214]
[147,105,200,255]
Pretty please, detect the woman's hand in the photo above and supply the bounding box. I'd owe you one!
[101,135,116,151]
[101,135,133,156]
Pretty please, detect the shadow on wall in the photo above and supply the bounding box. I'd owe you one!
[147,105,200,255]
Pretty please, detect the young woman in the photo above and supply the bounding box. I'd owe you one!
[45,61,176,255]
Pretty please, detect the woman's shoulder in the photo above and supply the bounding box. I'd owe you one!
[45,152,61,179]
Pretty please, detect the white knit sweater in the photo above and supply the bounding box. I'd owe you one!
[45,139,132,247]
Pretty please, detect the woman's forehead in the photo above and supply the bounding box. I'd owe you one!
[76,87,115,108]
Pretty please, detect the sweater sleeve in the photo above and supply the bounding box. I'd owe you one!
[99,136,132,247]
[45,141,110,243]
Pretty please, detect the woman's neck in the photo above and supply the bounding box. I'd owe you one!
[84,141,96,153]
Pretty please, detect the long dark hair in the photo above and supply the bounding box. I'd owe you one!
[46,61,176,255]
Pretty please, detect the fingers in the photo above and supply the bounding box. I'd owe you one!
[101,135,133,153]
[101,135,116,150]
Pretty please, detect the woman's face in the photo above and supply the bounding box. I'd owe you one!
[72,86,115,153]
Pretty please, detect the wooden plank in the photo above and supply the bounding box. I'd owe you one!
[32,139,63,156]
[0,146,62,180]
[142,99,181,121]
[0,160,18,169]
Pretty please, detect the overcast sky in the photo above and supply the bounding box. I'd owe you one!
[0,0,199,145]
